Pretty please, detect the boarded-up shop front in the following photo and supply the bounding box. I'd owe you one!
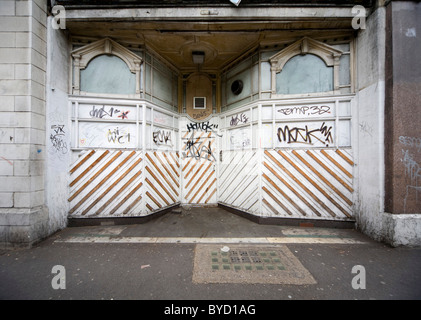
[58,3,359,225]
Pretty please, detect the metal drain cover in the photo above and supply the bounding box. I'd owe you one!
[193,244,316,285]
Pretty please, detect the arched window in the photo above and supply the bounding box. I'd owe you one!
[276,54,333,95]
[80,54,136,95]
[270,37,343,97]
[72,38,142,97]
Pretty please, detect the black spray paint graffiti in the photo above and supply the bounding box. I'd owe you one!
[107,127,131,145]
[153,130,172,146]
[183,121,221,161]
[183,131,216,161]
[277,122,333,146]
[50,124,68,154]
[230,113,249,126]
[277,105,331,116]
[89,105,130,120]
[186,121,220,135]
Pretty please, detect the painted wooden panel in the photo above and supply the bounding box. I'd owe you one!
[262,149,354,220]
[68,150,143,217]
[218,150,259,214]
[180,120,219,204]
[144,151,180,213]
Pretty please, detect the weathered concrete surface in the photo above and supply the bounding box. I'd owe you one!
[385,1,421,215]
[1,207,421,301]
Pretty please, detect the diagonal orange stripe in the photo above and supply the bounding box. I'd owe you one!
[262,172,305,216]
[269,150,336,217]
[306,150,353,192]
[146,177,171,206]
[153,152,179,188]
[146,191,162,209]
[163,152,180,178]
[279,151,349,217]
[185,161,205,189]
[146,153,179,196]
[292,150,352,207]
[189,171,215,204]
[263,159,318,216]
[146,166,176,203]
[321,149,353,178]
[335,149,354,166]
[110,181,143,215]
[205,188,217,204]
[93,168,143,215]
[123,195,142,215]
[68,150,123,203]
[69,151,132,214]
[70,150,96,175]
[185,161,213,199]
[70,150,109,187]
[196,178,216,203]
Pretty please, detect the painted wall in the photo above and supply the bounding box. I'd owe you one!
[353,2,421,247]
[353,5,386,242]
[45,16,71,234]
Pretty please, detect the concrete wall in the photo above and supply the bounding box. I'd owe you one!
[0,0,49,248]
[355,1,421,247]
[45,15,71,234]
[354,4,386,242]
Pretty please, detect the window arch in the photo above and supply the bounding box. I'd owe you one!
[270,37,343,97]
[276,54,333,95]
[71,38,142,97]
[80,54,136,95]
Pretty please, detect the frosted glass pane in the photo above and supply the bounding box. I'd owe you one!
[81,55,135,94]
[338,120,351,147]
[260,62,271,91]
[276,54,333,95]
[252,64,259,94]
[153,72,172,103]
[339,54,350,86]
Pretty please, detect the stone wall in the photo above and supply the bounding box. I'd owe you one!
[0,0,48,249]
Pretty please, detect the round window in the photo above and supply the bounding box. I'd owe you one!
[231,80,243,95]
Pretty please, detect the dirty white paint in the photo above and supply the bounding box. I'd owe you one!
[45,17,71,234]
[55,236,367,245]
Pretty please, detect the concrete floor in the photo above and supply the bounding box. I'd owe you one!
[1,206,421,303]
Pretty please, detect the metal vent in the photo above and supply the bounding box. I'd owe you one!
[193,97,206,109]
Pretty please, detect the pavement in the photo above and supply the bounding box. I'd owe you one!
[1,206,421,303]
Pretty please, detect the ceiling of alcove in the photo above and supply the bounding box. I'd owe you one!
[66,20,354,73]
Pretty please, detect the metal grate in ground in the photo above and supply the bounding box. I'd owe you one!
[193,244,317,285]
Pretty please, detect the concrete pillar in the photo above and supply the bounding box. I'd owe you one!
[383,0,421,246]
[0,0,48,249]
